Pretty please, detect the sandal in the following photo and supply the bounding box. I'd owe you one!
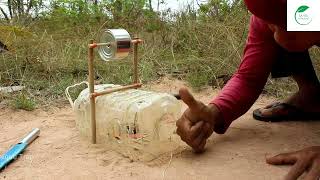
[253,102,320,122]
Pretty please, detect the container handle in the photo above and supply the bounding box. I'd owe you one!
[65,81,89,109]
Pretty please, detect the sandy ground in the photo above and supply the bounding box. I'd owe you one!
[1,77,320,180]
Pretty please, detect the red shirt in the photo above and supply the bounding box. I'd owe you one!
[211,15,281,133]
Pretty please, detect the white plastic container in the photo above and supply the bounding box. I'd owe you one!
[68,84,182,161]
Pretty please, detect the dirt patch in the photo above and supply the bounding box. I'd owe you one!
[1,77,320,179]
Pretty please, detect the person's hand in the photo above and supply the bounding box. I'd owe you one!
[267,146,320,180]
[176,88,222,153]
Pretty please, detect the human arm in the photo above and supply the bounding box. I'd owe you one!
[176,15,281,152]
[211,15,280,133]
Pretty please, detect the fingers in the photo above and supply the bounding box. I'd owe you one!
[266,152,298,165]
[190,121,211,153]
[304,160,320,180]
[267,151,311,180]
[176,119,208,152]
[179,88,199,110]
[199,139,207,151]
[194,138,207,153]
[192,128,205,147]
[190,127,206,153]
[176,88,214,153]
[176,118,202,141]
[190,121,204,139]
[176,117,192,140]
[285,160,309,180]
[268,147,320,180]
[179,88,207,124]
[203,122,214,139]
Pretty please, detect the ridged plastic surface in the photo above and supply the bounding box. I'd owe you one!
[73,84,182,161]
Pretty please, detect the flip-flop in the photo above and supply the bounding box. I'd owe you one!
[253,102,320,122]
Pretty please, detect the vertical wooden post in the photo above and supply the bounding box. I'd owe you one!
[133,37,139,84]
[88,39,96,144]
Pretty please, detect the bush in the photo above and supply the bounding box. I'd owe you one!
[0,0,319,108]
[12,93,36,111]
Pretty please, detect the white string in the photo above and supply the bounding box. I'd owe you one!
[65,81,89,109]
[162,152,173,180]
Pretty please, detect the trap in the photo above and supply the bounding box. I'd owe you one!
[66,29,182,161]
[87,29,143,144]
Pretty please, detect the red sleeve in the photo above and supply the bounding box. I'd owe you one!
[211,15,280,133]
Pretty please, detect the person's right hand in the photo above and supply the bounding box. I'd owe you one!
[176,88,223,153]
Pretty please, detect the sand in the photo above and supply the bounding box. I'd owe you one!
[1,77,320,180]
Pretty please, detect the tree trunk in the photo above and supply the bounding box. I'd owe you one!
[0,6,10,21]
[26,0,33,14]
[8,0,13,19]
[148,0,153,11]
[17,0,24,16]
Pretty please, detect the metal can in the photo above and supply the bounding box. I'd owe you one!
[98,29,132,61]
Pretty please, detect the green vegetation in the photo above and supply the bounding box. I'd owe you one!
[0,0,319,110]
[12,93,36,111]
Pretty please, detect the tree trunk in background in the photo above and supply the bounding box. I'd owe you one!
[2,0,43,21]
[8,0,13,19]
[17,0,24,16]
[26,0,33,14]
[148,0,153,11]
[0,7,10,21]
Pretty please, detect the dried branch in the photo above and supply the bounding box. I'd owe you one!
[0,6,10,21]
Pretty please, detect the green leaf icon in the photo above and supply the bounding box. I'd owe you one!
[297,5,309,12]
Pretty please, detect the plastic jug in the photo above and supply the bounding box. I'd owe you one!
[67,83,182,161]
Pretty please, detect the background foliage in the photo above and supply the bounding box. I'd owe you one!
[0,0,319,108]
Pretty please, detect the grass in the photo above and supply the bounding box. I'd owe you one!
[0,4,320,110]
[11,93,36,111]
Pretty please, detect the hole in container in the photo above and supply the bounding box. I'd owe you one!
[115,136,121,140]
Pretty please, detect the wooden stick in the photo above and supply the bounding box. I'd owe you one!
[91,83,142,98]
[89,42,112,48]
[131,39,143,44]
[133,40,138,84]
[88,39,96,144]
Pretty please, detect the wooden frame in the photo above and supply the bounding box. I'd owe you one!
[87,37,143,144]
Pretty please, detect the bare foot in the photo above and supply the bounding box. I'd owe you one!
[281,88,320,113]
[257,87,320,118]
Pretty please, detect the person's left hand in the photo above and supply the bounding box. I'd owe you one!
[267,146,320,180]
